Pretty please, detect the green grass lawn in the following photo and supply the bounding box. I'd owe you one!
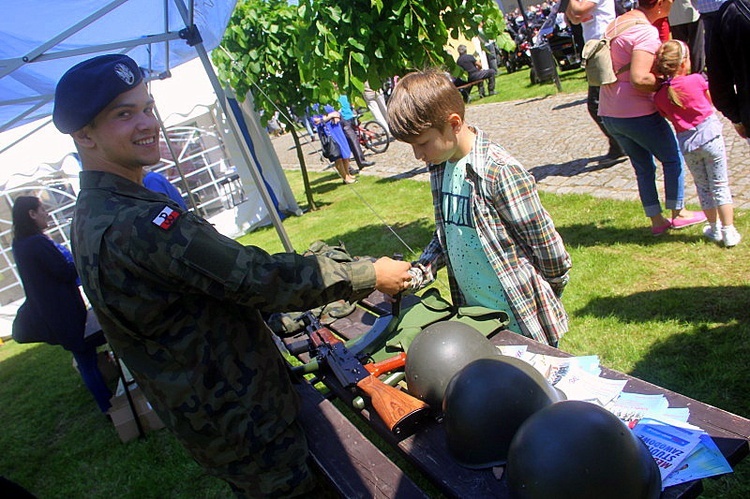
[2,73,748,497]
[469,65,589,103]
[244,171,750,498]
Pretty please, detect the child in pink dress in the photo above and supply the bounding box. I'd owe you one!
[654,40,741,247]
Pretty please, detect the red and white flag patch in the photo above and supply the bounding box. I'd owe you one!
[152,206,180,230]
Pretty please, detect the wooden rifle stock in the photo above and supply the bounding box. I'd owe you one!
[311,325,428,436]
[355,374,428,436]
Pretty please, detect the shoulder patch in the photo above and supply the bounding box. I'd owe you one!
[152,206,180,230]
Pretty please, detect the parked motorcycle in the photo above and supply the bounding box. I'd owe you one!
[501,4,582,79]
[501,25,533,74]
[538,26,581,70]
[514,38,533,72]
[535,8,582,71]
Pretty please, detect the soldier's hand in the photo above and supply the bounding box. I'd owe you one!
[373,257,413,296]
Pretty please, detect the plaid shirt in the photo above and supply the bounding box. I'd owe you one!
[414,127,571,345]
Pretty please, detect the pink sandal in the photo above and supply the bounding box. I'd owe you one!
[671,212,707,229]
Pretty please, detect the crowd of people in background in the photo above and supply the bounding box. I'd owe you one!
[265,0,745,247]
[263,0,745,244]
[491,0,742,246]
[262,0,745,246]
[571,0,742,244]
[264,86,382,185]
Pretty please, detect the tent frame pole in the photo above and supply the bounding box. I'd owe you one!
[173,0,294,252]
[153,105,201,213]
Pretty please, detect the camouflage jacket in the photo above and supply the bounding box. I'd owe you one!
[72,170,376,468]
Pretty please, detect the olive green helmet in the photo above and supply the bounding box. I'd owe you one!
[405,321,499,407]
[442,356,564,468]
[506,400,661,499]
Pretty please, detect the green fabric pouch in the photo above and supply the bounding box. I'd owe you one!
[369,291,511,361]
[453,306,510,338]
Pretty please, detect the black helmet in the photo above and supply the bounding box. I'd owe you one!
[442,356,564,468]
[506,400,661,499]
[405,321,499,407]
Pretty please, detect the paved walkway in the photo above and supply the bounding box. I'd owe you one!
[270,91,750,210]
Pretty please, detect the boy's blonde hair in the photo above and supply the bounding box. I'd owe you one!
[386,68,465,141]
[654,40,689,109]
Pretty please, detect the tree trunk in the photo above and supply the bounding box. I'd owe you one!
[282,114,317,211]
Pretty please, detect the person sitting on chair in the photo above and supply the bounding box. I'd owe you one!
[455,44,497,98]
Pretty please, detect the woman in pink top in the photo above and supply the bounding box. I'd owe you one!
[654,40,741,247]
[599,0,707,235]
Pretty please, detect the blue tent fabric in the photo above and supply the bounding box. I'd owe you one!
[0,0,237,133]
[0,0,298,245]
[227,96,284,219]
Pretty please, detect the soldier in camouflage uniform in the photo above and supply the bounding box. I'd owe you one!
[52,54,412,498]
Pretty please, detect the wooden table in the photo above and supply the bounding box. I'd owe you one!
[283,293,750,498]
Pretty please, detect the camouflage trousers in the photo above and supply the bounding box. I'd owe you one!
[211,419,314,498]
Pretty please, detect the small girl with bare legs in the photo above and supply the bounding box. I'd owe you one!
[654,40,741,247]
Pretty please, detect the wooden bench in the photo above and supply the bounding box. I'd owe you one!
[280,291,750,498]
[295,379,429,498]
[454,77,492,102]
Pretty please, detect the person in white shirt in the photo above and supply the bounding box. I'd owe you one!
[566,0,623,160]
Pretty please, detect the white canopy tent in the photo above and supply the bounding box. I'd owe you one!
[0,0,296,250]
[0,0,304,337]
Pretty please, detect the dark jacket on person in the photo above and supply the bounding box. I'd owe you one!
[708,0,750,130]
[12,234,87,352]
[457,53,481,77]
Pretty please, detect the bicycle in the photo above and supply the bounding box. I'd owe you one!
[353,109,390,154]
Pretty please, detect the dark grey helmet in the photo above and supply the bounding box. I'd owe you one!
[506,400,661,499]
[405,321,500,407]
[442,356,564,468]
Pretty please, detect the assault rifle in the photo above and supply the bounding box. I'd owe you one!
[294,311,429,437]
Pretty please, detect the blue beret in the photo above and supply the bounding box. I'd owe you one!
[53,54,143,134]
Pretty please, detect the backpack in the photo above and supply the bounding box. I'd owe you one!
[581,18,647,86]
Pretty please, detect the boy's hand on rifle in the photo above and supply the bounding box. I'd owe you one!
[373,257,413,296]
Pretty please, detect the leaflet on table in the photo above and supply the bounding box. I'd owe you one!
[496,344,527,359]
[496,348,690,422]
[606,392,690,424]
[662,432,733,487]
[498,348,601,383]
[632,418,703,488]
[535,354,601,385]
[659,407,691,423]
[552,364,627,406]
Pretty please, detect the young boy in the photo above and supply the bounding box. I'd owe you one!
[387,69,572,347]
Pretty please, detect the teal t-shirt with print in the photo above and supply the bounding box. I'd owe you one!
[442,157,521,333]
